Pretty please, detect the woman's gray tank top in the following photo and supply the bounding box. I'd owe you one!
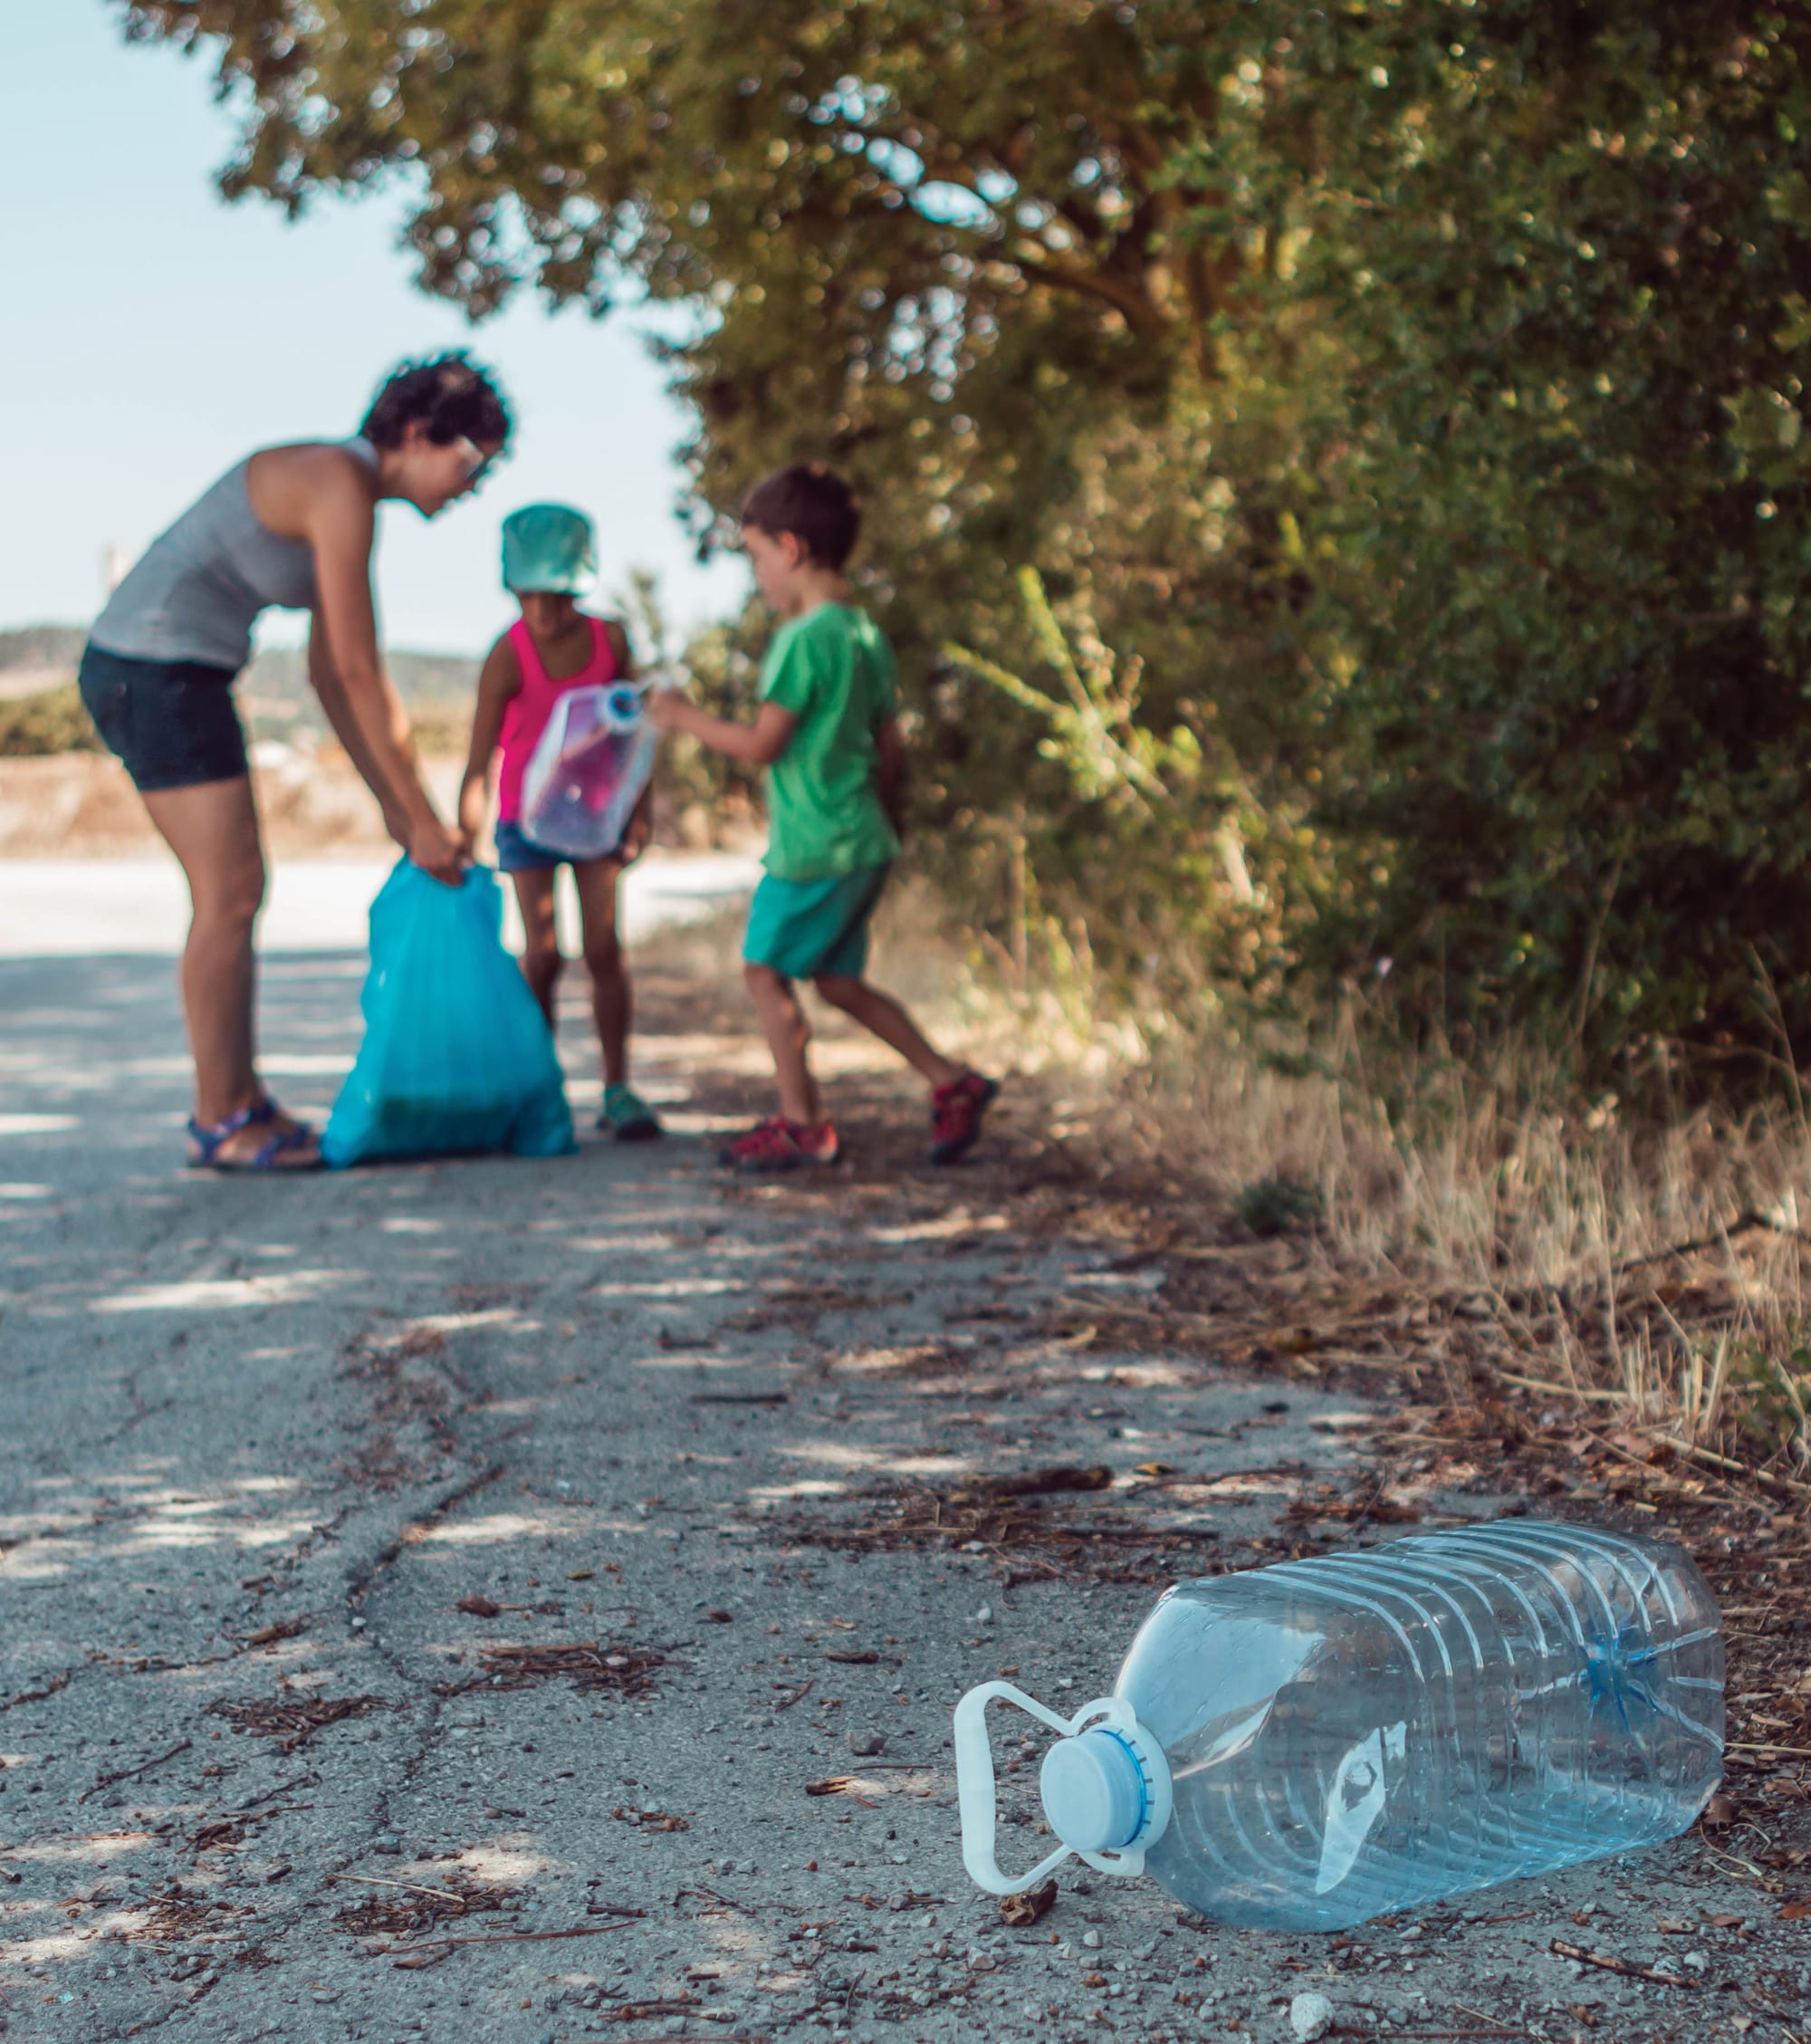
[89,438,379,672]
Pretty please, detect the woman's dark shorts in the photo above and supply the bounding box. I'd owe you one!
[78,642,247,793]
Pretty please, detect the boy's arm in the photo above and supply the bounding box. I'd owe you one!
[643,690,797,766]
[876,714,907,843]
[457,637,522,851]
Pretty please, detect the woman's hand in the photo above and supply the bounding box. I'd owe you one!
[408,813,466,887]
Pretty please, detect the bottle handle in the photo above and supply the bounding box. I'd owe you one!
[953,1682,1155,1895]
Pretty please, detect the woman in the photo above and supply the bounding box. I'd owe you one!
[80,351,509,1171]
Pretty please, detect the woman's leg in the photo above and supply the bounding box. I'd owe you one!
[570,858,629,1087]
[140,774,310,1162]
[510,868,562,1023]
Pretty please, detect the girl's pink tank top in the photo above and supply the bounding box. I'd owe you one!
[494,615,618,822]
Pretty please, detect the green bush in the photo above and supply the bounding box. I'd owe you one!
[1234,1173,1324,1241]
[120,1,1811,1089]
[0,685,101,757]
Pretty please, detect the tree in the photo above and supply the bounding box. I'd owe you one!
[121,1,1811,1081]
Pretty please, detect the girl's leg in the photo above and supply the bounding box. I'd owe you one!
[571,858,629,1087]
[813,974,963,1089]
[511,868,562,1023]
[745,961,821,1126]
[140,775,314,1165]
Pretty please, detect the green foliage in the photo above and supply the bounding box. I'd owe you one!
[1233,1172,1323,1240]
[0,686,101,757]
[1264,5,1811,1073]
[1728,1335,1811,1473]
[117,1,1811,1085]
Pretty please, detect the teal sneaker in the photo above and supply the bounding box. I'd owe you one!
[598,1082,664,1142]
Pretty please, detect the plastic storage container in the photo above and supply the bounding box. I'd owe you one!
[955,1521,1723,1930]
[519,681,656,861]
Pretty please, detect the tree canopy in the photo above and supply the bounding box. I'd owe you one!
[122,2,1811,1081]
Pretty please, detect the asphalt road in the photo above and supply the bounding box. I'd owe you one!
[0,864,1800,2044]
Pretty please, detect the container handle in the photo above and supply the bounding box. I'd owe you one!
[954,1682,1155,1894]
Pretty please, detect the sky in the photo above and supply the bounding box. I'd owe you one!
[0,5,745,655]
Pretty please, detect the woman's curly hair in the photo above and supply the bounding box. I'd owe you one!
[359,350,512,452]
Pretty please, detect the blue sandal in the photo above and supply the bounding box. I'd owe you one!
[187,1097,322,1174]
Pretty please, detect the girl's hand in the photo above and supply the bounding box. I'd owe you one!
[456,783,487,851]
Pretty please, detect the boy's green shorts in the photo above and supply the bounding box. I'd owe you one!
[743,864,891,981]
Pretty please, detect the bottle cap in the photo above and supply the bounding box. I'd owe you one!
[1040,1729,1148,1854]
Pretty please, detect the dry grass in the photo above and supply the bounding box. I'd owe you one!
[627,871,1811,1489]
[897,907,1811,1492]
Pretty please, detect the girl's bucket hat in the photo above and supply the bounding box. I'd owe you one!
[501,503,597,595]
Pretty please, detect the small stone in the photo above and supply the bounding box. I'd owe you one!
[975,1605,993,1624]
[847,1730,887,1757]
[1081,1930,1103,1950]
[1289,1990,1336,2042]
[373,1835,402,1855]
[1682,1950,1709,1972]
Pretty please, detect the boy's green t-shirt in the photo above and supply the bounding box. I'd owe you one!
[758,602,903,881]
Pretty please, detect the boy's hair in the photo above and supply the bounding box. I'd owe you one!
[360,350,513,452]
[740,463,860,570]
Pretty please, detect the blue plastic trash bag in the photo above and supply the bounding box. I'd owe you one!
[322,861,576,1167]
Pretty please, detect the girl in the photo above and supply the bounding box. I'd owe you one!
[458,504,662,1140]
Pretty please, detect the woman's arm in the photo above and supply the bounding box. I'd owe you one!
[458,637,522,851]
[308,624,409,849]
[643,690,797,766]
[299,456,463,883]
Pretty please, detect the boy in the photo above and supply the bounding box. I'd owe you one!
[459,502,663,1140]
[646,463,997,1171]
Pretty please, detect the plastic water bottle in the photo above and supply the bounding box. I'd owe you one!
[954,1521,1723,1931]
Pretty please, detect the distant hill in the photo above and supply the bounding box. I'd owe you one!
[0,626,86,671]
[0,624,480,746]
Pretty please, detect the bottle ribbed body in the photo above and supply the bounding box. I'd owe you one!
[1119,1522,1723,1931]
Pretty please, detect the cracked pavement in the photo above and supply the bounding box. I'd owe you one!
[2,901,1806,2044]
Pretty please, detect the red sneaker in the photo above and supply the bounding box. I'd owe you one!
[719,1116,841,1173]
[929,1072,1000,1166]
